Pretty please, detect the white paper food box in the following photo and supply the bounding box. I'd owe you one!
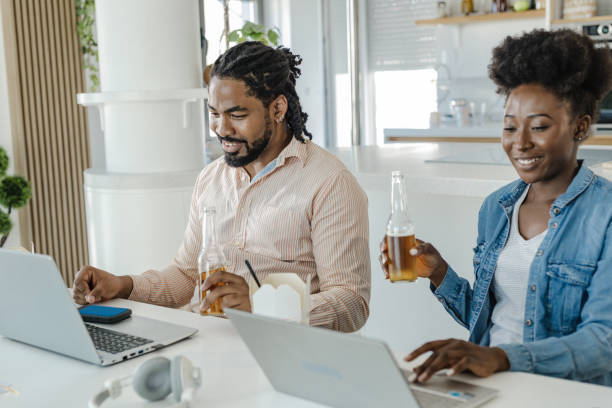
[249,273,311,324]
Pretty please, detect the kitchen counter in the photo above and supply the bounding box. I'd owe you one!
[384,127,612,145]
[385,126,503,138]
[328,142,612,198]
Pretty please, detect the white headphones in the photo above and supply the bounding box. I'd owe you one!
[89,355,201,408]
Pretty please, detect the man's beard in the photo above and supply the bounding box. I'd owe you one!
[218,118,272,168]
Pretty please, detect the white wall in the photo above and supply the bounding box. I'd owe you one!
[0,6,21,247]
[435,19,546,119]
[263,0,326,147]
[438,20,544,79]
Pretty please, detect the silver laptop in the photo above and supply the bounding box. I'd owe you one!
[226,308,498,408]
[0,249,197,366]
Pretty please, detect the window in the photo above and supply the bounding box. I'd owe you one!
[373,70,437,142]
[367,0,438,144]
[203,0,258,66]
[322,0,438,146]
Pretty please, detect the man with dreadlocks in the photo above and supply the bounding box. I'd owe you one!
[73,42,371,332]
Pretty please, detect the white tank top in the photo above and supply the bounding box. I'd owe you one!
[489,187,547,347]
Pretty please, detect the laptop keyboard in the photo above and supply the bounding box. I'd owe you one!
[86,323,153,354]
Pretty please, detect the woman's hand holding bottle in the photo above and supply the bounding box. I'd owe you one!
[379,238,448,287]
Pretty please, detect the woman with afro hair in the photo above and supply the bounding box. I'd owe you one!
[380,29,612,386]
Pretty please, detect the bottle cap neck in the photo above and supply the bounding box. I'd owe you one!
[390,174,408,214]
[201,207,218,248]
[387,172,414,235]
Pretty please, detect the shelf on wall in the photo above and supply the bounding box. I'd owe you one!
[552,15,612,24]
[76,88,208,106]
[415,9,545,26]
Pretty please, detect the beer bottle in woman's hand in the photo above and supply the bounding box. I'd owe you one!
[385,171,418,282]
[380,171,448,286]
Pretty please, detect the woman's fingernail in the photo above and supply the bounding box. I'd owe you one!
[409,248,417,256]
[447,369,456,376]
[85,295,94,303]
[418,373,427,383]
[408,373,417,383]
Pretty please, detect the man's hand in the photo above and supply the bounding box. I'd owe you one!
[405,339,510,383]
[201,271,251,313]
[72,265,133,305]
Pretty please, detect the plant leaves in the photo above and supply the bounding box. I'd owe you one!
[228,30,240,43]
[242,21,257,35]
[268,29,279,46]
[75,0,98,88]
[0,210,11,236]
[0,146,8,177]
[0,176,32,209]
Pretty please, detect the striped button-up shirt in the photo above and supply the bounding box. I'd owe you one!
[129,138,371,332]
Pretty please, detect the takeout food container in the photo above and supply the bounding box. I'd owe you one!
[249,273,311,324]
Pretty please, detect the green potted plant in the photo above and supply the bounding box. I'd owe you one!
[227,21,280,46]
[203,21,281,85]
[0,146,32,248]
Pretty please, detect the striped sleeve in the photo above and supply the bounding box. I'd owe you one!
[309,169,371,332]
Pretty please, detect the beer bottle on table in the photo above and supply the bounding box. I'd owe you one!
[198,206,227,315]
[386,171,418,282]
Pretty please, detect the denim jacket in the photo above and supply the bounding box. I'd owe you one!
[433,163,612,386]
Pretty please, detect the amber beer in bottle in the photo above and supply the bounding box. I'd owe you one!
[198,207,227,315]
[386,171,418,282]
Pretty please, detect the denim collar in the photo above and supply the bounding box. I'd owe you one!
[498,160,594,210]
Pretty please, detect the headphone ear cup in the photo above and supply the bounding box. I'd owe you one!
[170,355,186,402]
[132,357,172,401]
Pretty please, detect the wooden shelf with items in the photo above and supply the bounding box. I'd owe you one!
[415,9,545,26]
[549,0,612,25]
[552,15,612,24]
[415,0,612,27]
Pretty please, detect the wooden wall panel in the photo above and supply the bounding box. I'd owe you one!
[3,0,91,285]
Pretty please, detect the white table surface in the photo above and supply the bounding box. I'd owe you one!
[2,298,612,408]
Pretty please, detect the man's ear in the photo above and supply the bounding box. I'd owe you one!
[270,94,288,124]
[573,114,592,142]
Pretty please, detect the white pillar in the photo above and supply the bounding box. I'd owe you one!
[78,0,207,274]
